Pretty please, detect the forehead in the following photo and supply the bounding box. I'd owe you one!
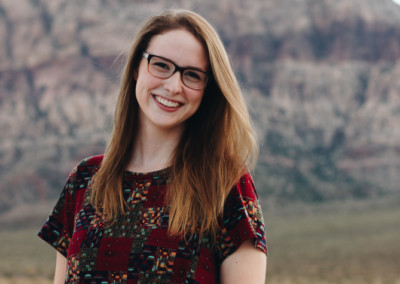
[146,29,208,70]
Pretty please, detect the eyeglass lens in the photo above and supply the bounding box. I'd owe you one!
[148,55,207,90]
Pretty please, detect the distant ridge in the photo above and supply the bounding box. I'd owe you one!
[0,0,400,218]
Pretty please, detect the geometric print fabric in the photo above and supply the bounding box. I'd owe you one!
[38,155,267,283]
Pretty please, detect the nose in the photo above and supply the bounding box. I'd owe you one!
[163,71,183,95]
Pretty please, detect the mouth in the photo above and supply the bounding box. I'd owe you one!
[154,95,181,108]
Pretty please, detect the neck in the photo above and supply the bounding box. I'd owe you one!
[126,122,183,173]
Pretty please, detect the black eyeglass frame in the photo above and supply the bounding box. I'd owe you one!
[142,51,209,90]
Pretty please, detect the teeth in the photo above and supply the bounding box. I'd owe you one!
[155,96,180,108]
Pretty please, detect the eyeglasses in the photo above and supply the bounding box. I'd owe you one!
[142,51,208,90]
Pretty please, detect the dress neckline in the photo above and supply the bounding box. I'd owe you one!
[123,167,170,176]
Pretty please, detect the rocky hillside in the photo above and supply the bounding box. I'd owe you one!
[1,0,400,216]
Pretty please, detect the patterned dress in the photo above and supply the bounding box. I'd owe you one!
[38,155,267,283]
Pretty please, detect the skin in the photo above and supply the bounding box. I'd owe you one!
[54,251,67,284]
[53,28,267,283]
[220,240,267,283]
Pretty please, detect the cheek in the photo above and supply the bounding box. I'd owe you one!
[135,73,160,95]
[135,61,159,90]
[186,92,205,116]
[191,92,205,107]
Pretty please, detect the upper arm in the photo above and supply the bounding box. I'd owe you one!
[54,251,67,284]
[218,173,267,283]
[220,239,267,284]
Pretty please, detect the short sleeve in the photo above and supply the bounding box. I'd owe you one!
[37,155,102,257]
[215,172,267,262]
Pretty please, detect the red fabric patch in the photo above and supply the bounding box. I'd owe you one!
[170,257,190,282]
[147,228,180,249]
[236,173,257,199]
[67,230,86,258]
[97,238,133,271]
[230,218,255,249]
[195,247,217,283]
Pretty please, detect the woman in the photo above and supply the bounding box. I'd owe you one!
[39,9,267,283]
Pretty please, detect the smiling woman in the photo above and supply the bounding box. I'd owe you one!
[38,9,267,283]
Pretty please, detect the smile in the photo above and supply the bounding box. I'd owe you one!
[154,95,181,108]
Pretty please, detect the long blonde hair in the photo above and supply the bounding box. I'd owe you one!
[91,9,258,240]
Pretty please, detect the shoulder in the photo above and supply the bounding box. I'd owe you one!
[38,155,104,255]
[216,171,267,259]
[228,171,258,202]
[224,172,260,220]
[75,154,104,171]
[63,154,103,197]
[69,154,104,179]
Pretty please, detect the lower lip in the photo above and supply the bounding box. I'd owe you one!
[153,95,181,112]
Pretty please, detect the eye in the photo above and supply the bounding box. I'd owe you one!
[149,57,173,73]
[152,61,171,71]
[184,70,202,82]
